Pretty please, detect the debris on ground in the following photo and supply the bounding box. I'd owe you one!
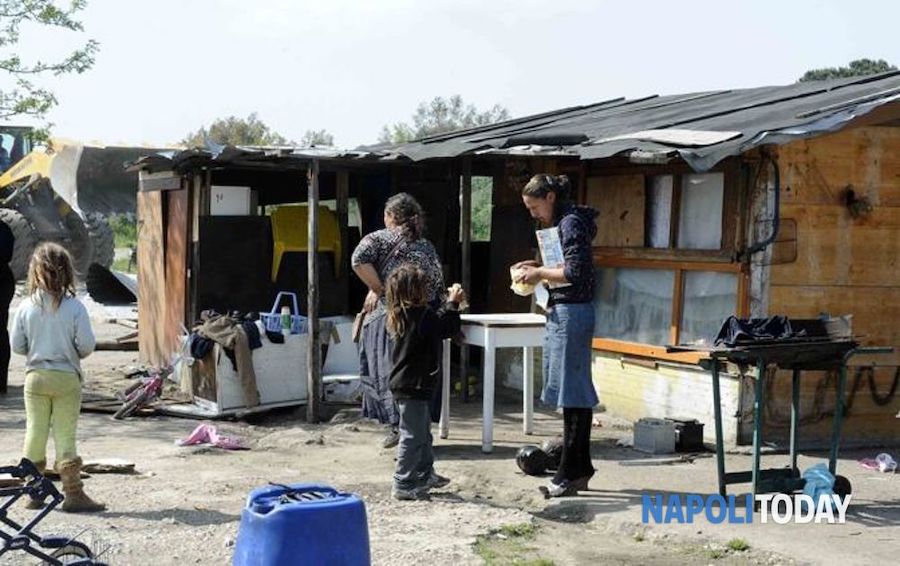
[177,424,248,450]
[82,458,137,474]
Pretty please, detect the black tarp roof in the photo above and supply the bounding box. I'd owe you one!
[384,72,900,171]
[130,72,900,175]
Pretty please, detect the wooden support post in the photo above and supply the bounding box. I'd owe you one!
[336,170,350,313]
[307,159,321,424]
[460,158,472,401]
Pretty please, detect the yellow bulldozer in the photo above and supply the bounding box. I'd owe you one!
[0,125,158,280]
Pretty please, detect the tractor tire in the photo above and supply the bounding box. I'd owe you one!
[86,213,115,269]
[61,212,93,279]
[0,208,37,280]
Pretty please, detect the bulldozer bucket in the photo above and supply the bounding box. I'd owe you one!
[51,140,170,216]
[47,141,84,214]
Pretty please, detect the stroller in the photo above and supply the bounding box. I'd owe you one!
[0,458,106,565]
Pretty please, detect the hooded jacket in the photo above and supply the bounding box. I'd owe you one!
[550,204,598,306]
[388,303,460,401]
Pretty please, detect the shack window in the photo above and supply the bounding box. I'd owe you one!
[646,175,673,248]
[471,176,493,242]
[587,164,744,360]
[677,173,724,250]
[594,267,674,345]
[679,271,738,346]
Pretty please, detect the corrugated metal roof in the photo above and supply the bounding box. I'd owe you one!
[385,72,900,171]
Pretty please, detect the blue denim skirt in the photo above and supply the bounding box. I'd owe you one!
[541,302,599,409]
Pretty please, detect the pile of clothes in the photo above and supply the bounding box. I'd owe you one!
[188,310,284,408]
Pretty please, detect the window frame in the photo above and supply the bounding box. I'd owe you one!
[585,159,749,362]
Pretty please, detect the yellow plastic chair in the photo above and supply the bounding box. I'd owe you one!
[270,205,341,281]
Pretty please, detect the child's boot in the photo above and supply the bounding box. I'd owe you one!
[59,457,105,513]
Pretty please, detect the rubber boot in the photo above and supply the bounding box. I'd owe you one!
[59,457,105,513]
[25,460,46,510]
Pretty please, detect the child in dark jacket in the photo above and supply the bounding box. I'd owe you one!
[385,264,465,501]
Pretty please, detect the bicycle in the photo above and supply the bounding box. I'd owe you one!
[113,365,172,420]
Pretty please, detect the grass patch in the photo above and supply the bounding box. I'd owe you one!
[727,538,750,552]
[498,523,536,539]
[473,523,554,566]
[109,213,137,249]
[704,548,726,560]
[111,257,136,274]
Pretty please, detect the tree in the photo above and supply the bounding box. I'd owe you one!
[300,129,334,147]
[0,0,99,129]
[798,58,897,82]
[379,95,511,144]
[181,113,293,147]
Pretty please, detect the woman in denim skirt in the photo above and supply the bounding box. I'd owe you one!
[512,174,599,498]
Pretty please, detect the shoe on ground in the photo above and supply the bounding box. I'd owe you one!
[382,429,400,449]
[571,474,593,492]
[391,485,430,501]
[425,472,451,490]
[539,480,578,499]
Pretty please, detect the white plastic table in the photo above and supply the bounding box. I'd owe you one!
[439,313,546,453]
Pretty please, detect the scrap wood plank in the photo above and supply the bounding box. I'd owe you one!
[96,339,139,351]
[618,453,712,466]
[116,331,139,343]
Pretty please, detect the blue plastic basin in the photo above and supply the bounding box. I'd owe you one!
[233,483,370,566]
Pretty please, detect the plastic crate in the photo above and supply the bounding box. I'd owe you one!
[633,418,676,454]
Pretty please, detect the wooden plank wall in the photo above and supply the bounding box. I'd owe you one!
[586,174,645,247]
[763,126,900,445]
[137,191,167,366]
[164,188,189,355]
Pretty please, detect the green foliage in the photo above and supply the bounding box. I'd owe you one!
[471,176,493,241]
[181,113,294,147]
[798,58,896,82]
[108,213,136,248]
[379,95,510,144]
[111,255,135,274]
[473,523,553,566]
[0,0,99,125]
[300,129,335,147]
[726,538,750,552]
[497,523,536,538]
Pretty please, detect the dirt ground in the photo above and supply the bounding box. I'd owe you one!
[1,304,898,565]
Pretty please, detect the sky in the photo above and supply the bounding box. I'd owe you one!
[8,0,900,147]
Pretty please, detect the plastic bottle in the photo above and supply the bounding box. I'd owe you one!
[281,306,292,335]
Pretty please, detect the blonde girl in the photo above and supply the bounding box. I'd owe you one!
[12,242,104,512]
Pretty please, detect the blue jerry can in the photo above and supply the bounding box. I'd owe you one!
[233,483,370,566]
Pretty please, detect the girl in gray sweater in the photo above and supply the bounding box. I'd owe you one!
[11,242,104,512]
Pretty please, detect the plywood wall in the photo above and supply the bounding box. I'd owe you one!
[586,174,645,247]
[137,190,168,366]
[763,126,900,445]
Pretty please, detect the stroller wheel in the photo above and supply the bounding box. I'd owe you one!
[51,541,92,563]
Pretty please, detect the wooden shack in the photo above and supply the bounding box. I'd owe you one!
[382,73,900,447]
[134,72,900,445]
